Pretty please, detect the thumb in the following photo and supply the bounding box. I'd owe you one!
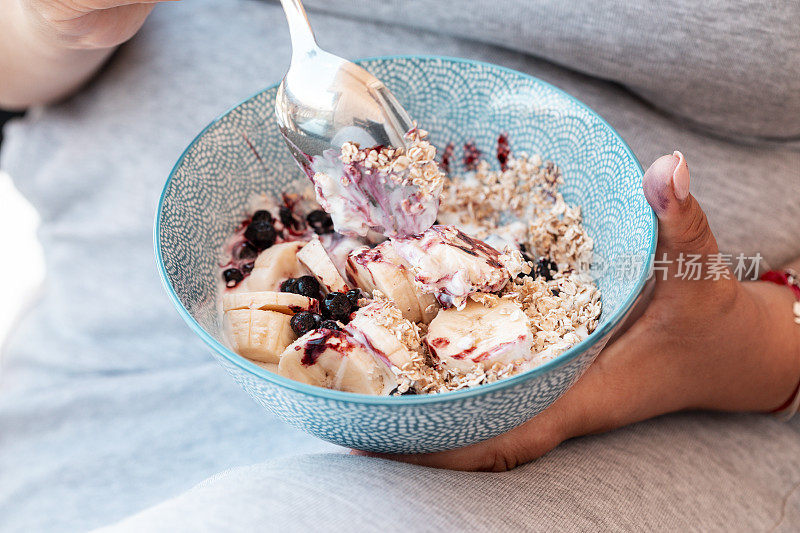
[643,151,718,257]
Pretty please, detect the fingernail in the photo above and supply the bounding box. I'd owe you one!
[642,153,680,215]
[671,150,690,202]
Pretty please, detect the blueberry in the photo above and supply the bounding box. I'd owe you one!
[223,268,243,287]
[319,320,342,331]
[251,210,273,224]
[345,289,362,307]
[533,257,557,281]
[290,311,319,336]
[279,205,306,232]
[244,218,277,250]
[233,241,258,261]
[321,292,353,321]
[306,209,328,223]
[280,278,298,293]
[294,275,321,299]
[241,262,254,275]
[517,243,534,263]
[389,387,417,396]
[306,209,334,234]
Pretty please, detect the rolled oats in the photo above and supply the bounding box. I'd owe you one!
[390,153,601,393]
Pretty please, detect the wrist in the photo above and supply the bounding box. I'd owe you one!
[736,281,800,411]
[676,280,800,413]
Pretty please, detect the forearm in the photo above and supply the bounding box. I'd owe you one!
[0,0,113,109]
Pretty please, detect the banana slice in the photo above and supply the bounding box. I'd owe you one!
[347,299,422,369]
[224,308,296,364]
[244,241,310,292]
[222,291,317,314]
[392,225,513,309]
[278,328,396,395]
[318,233,371,279]
[346,241,439,323]
[297,236,350,293]
[426,297,533,373]
[253,361,279,374]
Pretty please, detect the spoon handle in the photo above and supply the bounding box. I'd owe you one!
[279,0,318,58]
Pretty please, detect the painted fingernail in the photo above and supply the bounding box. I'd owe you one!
[671,150,690,202]
[642,153,679,215]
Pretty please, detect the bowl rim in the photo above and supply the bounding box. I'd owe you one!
[155,54,657,406]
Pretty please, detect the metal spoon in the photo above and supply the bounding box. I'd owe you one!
[274,0,414,175]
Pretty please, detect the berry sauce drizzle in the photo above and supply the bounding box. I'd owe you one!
[462,141,481,171]
[441,134,512,173]
[439,142,455,173]
[301,329,346,366]
[497,133,510,171]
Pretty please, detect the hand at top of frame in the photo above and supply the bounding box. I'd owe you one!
[20,0,177,49]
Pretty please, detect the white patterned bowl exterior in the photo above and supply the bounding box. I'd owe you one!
[156,56,656,453]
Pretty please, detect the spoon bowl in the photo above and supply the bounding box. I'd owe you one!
[275,0,413,174]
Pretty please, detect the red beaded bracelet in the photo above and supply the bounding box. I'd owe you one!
[760,268,800,326]
[761,269,800,420]
[761,269,800,300]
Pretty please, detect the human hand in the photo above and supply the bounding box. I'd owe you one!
[357,152,800,471]
[1,0,176,107]
[20,0,175,49]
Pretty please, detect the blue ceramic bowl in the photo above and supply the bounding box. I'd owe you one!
[156,56,656,453]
